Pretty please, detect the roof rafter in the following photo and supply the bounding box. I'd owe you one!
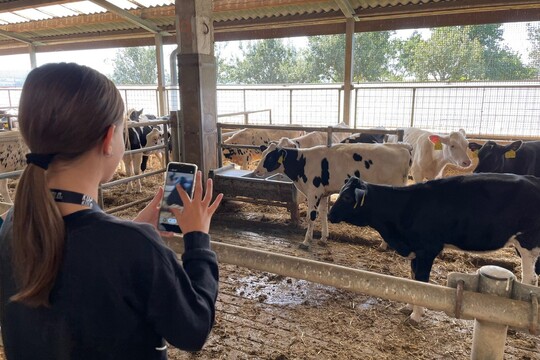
[0,0,73,12]
[334,0,359,20]
[88,0,169,36]
[0,27,43,45]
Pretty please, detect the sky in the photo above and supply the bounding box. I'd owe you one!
[0,22,536,78]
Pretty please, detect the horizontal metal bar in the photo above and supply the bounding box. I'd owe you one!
[163,236,538,332]
[101,169,165,189]
[217,109,271,118]
[124,144,167,156]
[105,195,154,214]
[126,119,170,128]
[0,169,23,180]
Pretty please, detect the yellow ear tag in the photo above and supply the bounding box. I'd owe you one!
[277,154,284,164]
[354,192,366,209]
[505,150,516,159]
[472,150,479,158]
[434,141,443,151]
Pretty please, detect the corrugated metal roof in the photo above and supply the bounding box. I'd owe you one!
[0,0,540,55]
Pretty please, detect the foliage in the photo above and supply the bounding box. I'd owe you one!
[111,47,159,85]
[527,23,540,76]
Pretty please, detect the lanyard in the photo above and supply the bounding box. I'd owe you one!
[50,189,100,209]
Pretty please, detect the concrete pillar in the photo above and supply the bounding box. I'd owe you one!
[155,34,166,117]
[342,18,355,126]
[175,0,217,178]
[471,266,515,360]
[29,44,37,69]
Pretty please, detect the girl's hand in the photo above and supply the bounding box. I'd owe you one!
[133,186,163,229]
[170,171,223,234]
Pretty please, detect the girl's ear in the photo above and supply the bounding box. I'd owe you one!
[102,125,116,156]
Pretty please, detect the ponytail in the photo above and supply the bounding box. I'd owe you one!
[11,164,65,307]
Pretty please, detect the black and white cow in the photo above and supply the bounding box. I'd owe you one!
[328,173,540,323]
[254,142,412,249]
[341,133,387,144]
[469,140,540,177]
[126,108,171,167]
[123,122,163,193]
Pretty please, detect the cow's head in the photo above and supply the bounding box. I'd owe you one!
[128,108,144,122]
[276,137,299,149]
[254,143,287,177]
[328,176,369,226]
[145,127,164,148]
[429,129,471,167]
[470,140,523,173]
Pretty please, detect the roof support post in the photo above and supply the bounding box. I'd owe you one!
[342,17,355,126]
[155,33,166,117]
[29,43,36,69]
[175,0,217,178]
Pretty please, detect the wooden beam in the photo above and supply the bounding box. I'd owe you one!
[335,0,358,20]
[88,0,169,35]
[0,28,43,45]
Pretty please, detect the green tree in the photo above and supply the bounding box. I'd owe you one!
[464,24,534,80]
[304,32,396,82]
[527,23,540,75]
[226,39,306,84]
[111,47,158,85]
[401,27,484,81]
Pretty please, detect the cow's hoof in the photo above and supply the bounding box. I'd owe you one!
[399,306,413,316]
[376,246,387,252]
[317,240,328,247]
[404,317,420,327]
[298,243,310,251]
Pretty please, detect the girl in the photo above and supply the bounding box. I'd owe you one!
[0,62,223,360]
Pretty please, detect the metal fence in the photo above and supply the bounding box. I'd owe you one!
[2,82,540,137]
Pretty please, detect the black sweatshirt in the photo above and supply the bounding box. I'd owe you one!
[0,207,219,360]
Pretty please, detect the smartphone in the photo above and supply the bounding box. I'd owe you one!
[157,162,198,233]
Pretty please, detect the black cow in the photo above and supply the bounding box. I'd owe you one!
[469,140,540,176]
[341,133,386,144]
[328,173,540,323]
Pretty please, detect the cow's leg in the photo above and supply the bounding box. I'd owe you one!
[0,179,11,203]
[516,243,540,286]
[409,252,437,324]
[133,153,143,193]
[123,157,134,193]
[299,196,319,250]
[319,196,329,243]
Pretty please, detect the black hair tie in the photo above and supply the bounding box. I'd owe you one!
[26,153,57,170]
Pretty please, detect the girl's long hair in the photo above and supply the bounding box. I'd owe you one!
[11,63,124,307]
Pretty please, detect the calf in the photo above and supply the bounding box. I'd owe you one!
[404,128,471,182]
[123,122,163,193]
[0,134,28,203]
[328,174,540,323]
[254,142,412,249]
[223,128,304,169]
[469,140,540,177]
[276,123,351,149]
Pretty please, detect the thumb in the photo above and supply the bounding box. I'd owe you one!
[150,187,164,208]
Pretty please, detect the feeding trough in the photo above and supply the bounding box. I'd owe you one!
[209,164,300,223]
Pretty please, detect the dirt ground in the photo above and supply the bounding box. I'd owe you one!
[1,157,539,359]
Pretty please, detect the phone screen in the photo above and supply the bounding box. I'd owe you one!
[158,163,197,233]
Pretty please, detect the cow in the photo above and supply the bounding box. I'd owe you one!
[223,128,304,169]
[123,122,163,193]
[328,173,540,323]
[126,109,171,168]
[0,133,27,203]
[275,123,351,149]
[254,142,412,249]
[341,133,386,144]
[468,140,540,177]
[403,128,471,182]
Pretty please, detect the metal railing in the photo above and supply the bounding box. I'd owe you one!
[164,235,540,359]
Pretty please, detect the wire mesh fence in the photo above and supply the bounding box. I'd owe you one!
[2,82,540,137]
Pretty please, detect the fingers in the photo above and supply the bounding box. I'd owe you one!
[207,193,224,216]
[202,178,213,206]
[176,183,190,206]
[151,187,164,208]
[192,171,203,201]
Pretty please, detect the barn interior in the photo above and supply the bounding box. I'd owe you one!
[1,1,540,359]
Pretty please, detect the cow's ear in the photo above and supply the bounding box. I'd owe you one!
[259,145,267,152]
[468,142,482,152]
[354,188,367,208]
[459,128,466,136]
[277,149,287,164]
[506,141,523,152]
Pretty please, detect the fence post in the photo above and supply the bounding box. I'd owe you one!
[289,89,293,124]
[409,87,416,128]
[471,266,515,360]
